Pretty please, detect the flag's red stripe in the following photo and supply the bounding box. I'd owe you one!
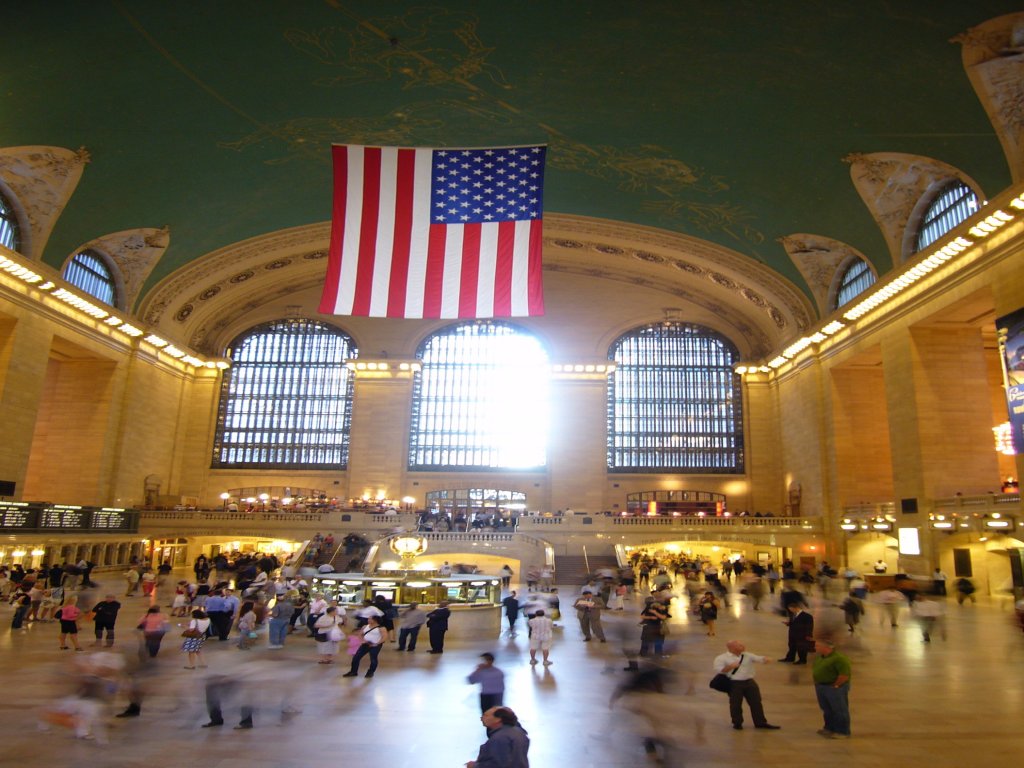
[459,224,481,318]
[424,223,447,318]
[387,149,416,318]
[526,220,545,315]
[319,146,349,313]
[492,221,514,316]
[350,147,381,316]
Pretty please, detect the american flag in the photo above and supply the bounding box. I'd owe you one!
[319,144,547,318]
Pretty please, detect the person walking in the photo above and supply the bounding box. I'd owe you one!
[698,591,721,637]
[181,608,211,668]
[426,601,452,654]
[466,707,530,768]
[528,609,554,666]
[397,602,427,651]
[267,590,295,648]
[573,592,606,642]
[779,604,814,664]
[343,614,386,678]
[313,605,341,664]
[91,594,121,647]
[812,637,852,738]
[639,597,669,657]
[138,605,170,658]
[711,640,781,731]
[502,591,521,636]
[468,652,506,712]
[57,594,83,651]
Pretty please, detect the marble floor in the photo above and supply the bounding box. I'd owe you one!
[1,580,1022,768]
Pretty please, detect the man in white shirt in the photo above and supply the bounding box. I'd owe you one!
[712,640,781,731]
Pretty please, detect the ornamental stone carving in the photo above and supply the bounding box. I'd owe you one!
[75,227,170,311]
[0,145,90,261]
[843,152,983,265]
[954,13,1024,183]
[779,234,872,317]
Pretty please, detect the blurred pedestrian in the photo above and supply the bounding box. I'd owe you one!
[427,601,452,654]
[91,594,121,647]
[137,605,169,657]
[528,609,554,666]
[778,603,813,664]
[397,602,427,651]
[955,577,976,605]
[181,608,211,668]
[468,652,505,712]
[502,591,520,635]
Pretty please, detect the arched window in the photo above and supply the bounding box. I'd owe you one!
[409,321,549,469]
[63,250,118,306]
[608,323,743,473]
[0,190,22,252]
[833,258,876,310]
[913,180,979,253]
[212,318,357,468]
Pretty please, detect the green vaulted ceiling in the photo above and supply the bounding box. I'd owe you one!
[3,1,1020,303]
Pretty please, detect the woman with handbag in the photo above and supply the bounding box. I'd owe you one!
[313,605,341,664]
[343,614,386,679]
[181,608,211,669]
[698,591,721,637]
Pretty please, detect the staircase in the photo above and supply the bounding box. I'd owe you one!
[554,554,620,587]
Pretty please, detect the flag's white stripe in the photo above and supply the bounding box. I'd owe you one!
[335,146,365,315]
[509,220,532,316]
[367,147,399,317]
[476,224,498,318]
[440,225,464,318]
[404,149,433,319]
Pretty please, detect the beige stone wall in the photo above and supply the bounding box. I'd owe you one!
[830,362,894,507]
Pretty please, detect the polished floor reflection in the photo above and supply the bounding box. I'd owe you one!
[2,580,1022,767]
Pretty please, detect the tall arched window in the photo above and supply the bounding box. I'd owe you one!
[913,180,979,253]
[212,318,357,468]
[608,323,743,473]
[833,258,876,310]
[63,250,118,307]
[0,191,22,252]
[409,321,550,469]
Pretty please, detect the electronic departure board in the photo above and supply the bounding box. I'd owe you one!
[0,503,138,532]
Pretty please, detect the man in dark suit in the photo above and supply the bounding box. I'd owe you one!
[426,601,452,654]
[779,604,814,664]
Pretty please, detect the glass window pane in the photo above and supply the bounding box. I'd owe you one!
[409,321,549,470]
[607,323,744,473]
[62,250,117,306]
[0,192,19,252]
[914,181,979,253]
[211,318,356,469]
[834,258,876,309]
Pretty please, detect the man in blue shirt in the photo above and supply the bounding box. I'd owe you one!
[468,653,505,713]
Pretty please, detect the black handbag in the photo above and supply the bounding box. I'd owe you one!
[709,654,744,693]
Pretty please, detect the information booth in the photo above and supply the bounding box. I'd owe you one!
[309,572,502,638]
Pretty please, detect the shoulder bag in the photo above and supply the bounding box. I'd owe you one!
[709,654,744,693]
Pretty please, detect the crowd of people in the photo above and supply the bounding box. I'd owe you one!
[5,543,1009,764]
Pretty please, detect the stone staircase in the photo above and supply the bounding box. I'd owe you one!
[554,553,620,587]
